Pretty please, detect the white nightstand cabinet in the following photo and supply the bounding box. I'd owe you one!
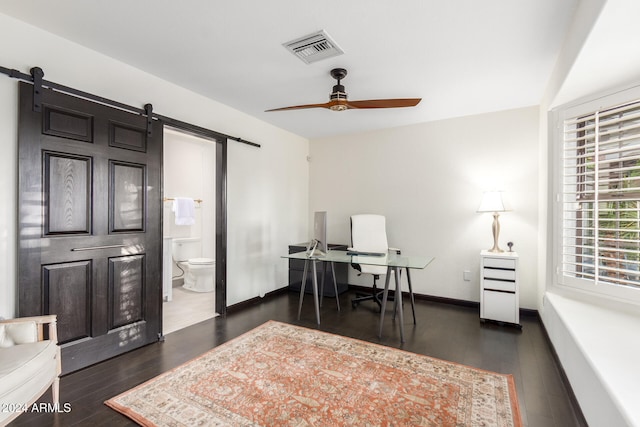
[480,250,520,327]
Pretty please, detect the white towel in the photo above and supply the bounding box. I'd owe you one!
[172,197,196,225]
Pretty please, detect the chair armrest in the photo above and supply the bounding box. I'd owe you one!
[0,315,57,325]
[0,315,57,343]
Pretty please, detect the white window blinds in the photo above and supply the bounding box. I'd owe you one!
[562,99,640,289]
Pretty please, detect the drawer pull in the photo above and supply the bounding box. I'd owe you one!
[484,258,516,269]
[484,288,515,294]
[483,278,516,292]
[483,268,516,281]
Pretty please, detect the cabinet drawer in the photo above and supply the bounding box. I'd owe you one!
[483,279,515,292]
[483,268,516,281]
[289,258,308,271]
[482,290,517,323]
[483,257,516,269]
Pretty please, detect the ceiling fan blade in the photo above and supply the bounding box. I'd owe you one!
[345,98,422,109]
[265,102,331,112]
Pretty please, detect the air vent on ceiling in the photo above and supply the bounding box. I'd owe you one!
[283,30,344,64]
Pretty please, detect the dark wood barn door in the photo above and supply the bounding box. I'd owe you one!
[17,82,162,374]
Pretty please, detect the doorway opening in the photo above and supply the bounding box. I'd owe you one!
[161,126,227,334]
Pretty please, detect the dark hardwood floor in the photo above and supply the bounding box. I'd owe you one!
[11,290,586,426]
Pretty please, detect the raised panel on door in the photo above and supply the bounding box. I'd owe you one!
[42,105,94,143]
[110,161,145,233]
[42,261,92,344]
[109,121,147,152]
[43,151,92,235]
[109,255,144,329]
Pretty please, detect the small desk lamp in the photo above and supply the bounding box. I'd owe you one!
[477,191,510,253]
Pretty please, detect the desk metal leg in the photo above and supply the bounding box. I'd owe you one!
[378,267,393,338]
[392,274,399,320]
[395,267,405,343]
[311,260,321,325]
[319,261,326,307]
[406,268,416,324]
[297,260,310,320]
[330,262,340,311]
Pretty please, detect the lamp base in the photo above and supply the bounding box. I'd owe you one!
[487,212,503,253]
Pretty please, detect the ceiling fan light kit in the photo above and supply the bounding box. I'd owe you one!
[265,68,421,113]
[329,103,348,111]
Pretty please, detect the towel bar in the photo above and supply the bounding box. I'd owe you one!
[163,197,203,204]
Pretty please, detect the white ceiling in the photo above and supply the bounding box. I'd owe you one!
[552,0,640,107]
[0,0,580,140]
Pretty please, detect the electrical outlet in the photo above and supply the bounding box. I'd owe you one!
[463,270,471,281]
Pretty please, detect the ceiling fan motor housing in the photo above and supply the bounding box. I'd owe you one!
[328,68,349,110]
[330,84,347,100]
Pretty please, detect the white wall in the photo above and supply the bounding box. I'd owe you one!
[227,128,309,302]
[0,13,309,317]
[310,106,540,308]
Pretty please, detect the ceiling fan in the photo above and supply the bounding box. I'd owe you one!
[265,68,421,112]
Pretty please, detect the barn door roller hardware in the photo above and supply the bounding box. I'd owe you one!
[0,64,260,147]
[144,103,154,137]
[30,67,44,112]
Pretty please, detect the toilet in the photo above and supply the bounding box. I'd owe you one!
[172,237,215,292]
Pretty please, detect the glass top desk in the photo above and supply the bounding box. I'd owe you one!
[282,250,434,342]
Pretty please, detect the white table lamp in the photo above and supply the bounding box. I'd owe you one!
[477,191,510,253]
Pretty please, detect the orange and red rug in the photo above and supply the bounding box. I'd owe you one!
[106,321,522,426]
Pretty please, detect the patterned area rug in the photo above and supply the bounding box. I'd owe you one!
[106,321,522,426]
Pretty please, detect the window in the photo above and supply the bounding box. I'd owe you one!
[560,96,640,294]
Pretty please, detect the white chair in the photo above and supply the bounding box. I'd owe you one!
[350,214,394,309]
[350,214,416,325]
[0,315,61,425]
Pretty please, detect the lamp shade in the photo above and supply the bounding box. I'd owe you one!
[477,191,510,213]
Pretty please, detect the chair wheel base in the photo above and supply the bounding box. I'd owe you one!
[351,290,394,312]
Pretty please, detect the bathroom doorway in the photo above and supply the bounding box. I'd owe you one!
[162,127,222,334]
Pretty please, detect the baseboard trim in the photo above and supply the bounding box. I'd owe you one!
[348,284,538,318]
[227,285,539,319]
[226,286,289,314]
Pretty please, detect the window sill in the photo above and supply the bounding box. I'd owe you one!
[542,288,640,427]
